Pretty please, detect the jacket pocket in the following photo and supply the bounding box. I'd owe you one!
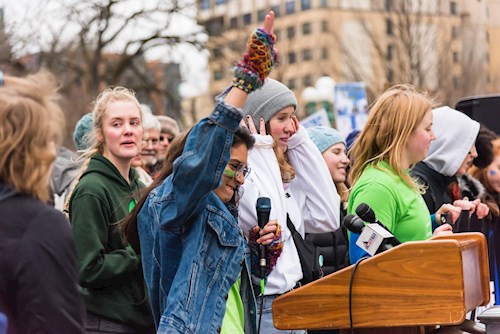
[201,208,242,271]
[186,262,198,310]
[206,208,240,247]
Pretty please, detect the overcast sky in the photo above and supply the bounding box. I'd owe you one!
[0,0,209,97]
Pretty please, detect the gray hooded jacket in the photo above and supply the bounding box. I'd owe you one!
[424,106,480,177]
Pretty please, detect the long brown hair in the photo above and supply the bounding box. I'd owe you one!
[120,129,190,252]
[264,123,295,183]
[120,127,255,252]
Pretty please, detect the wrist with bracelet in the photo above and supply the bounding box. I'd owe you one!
[232,28,278,93]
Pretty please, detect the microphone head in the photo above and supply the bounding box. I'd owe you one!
[356,203,376,223]
[343,214,366,234]
[256,197,271,212]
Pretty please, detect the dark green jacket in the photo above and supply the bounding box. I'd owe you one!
[69,154,153,329]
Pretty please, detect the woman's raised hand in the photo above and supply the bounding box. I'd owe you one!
[240,116,267,135]
[232,11,278,94]
[262,11,275,35]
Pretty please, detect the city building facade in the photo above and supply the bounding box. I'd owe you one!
[195,0,499,120]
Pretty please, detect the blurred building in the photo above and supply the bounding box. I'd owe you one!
[487,0,500,91]
[196,0,499,119]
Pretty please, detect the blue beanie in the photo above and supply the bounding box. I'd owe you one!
[73,113,94,151]
[345,130,360,152]
[307,126,345,153]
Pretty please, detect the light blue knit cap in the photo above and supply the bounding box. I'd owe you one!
[73,113,94,151]
[307,126,345,153]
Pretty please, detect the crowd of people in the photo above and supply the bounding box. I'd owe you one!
[1,10,500,334]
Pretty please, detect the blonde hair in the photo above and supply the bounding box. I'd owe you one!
[264,123,295,183]
[0,71,64,202]
[78,86,142,160]
[349,84,434,192]
[336,182,349,204]
[64,86,142,214]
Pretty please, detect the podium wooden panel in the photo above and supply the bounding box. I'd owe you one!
[272,233,489,332]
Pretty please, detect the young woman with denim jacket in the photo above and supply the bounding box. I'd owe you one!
[238,80,341,333]
[120,12,279,334]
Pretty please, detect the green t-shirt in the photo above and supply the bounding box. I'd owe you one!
[221,276,244,334]
[348,161,432,243]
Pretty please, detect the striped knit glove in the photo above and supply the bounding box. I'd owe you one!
[232,28,279,93]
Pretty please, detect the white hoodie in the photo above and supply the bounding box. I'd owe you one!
[238,126,340,294]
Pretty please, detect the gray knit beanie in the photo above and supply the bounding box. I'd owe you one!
[242,78,298,131]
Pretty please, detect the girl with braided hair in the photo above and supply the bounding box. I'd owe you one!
[120,12,279,334]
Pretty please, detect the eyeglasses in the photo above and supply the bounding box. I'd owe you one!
[224,161,251,180]
[160,135,174,143]
[142,137,159,145]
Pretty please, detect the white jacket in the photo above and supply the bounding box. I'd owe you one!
[238,126,340,294]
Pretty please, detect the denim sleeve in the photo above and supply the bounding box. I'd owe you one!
[156,101,243,229]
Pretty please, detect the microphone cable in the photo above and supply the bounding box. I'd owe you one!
[349,256,368,334]
[257,276,266,334]
[258,290,264,334]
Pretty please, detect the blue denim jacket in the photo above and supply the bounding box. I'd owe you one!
[137,101,256,334]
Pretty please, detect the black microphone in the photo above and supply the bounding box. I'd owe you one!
[256,197,271,279]
[343,213,396,256]
[355,203,401,246]
[342,214,366,234]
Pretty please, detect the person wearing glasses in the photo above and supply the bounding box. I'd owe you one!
[131,109,162,186]
[155,115,180,173]
[120,12,279,334]
[138,105,161,178]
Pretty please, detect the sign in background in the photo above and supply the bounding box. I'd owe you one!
[334,82,369,138]
[300,108,331,129]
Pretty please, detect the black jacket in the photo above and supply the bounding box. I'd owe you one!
[412,162,485,233]
[411,162,455,215]
[0,183,85,334]
[306,207,349,276]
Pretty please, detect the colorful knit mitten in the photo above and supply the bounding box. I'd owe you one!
[248,223,283,279]
[232,28,278,93]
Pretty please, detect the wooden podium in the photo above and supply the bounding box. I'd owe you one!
[272,233,490,333]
